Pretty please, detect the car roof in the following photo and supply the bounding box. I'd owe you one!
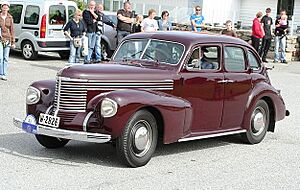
[126,31,251,48]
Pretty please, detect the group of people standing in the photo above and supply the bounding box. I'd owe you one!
[251,8,289,63]
[64,0,115,64]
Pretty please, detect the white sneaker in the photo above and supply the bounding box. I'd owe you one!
[0,76,7,81]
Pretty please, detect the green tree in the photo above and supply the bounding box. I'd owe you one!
[70,0,86,10]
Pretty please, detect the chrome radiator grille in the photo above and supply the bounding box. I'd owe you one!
[54,77,174,113]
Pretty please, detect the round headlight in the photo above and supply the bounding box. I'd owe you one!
[26,86,41,105]
[101,98,118,118]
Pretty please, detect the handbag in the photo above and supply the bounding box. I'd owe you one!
[81,36,88,56]
[73,37,82,48]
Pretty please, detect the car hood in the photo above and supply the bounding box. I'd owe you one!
[58,62,176,81]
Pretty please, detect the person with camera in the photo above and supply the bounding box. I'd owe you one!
[274,9,289,63]
[83,0,100,64]
[64,9,86,64]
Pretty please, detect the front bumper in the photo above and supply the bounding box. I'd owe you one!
[13,117,111,143]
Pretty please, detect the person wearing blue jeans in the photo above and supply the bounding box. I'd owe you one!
[116,2,134,45]
[0,1,15,81]
[274,9,288,63]
[63,9,86,64]
[83,0,99,63]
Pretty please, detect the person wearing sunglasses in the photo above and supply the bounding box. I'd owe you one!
[190,6,205,32]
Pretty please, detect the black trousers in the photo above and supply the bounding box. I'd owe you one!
[251,36,261,52]
[259,37,272,60]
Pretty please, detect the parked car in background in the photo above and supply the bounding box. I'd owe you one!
[13,32,289,167]
[101,11,117,58]
[8,0,77,60]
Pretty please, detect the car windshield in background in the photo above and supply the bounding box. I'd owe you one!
[113,39,184,65]
[49,5,66,25]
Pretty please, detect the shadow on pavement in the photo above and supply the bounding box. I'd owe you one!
[0,132,243,168]
[10,50,66,61]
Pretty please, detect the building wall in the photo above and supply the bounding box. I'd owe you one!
[238,0,277,27]
[202,0,240,24]
[293,0,300,30]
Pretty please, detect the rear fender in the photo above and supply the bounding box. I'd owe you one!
[243,82,286,131]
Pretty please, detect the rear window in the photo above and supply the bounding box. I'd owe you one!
[24,5,40,25]
[49,5,66,25]
[9,4,23,24]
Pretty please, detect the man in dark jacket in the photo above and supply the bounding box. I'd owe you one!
[83,0,99,63]
[116,1,134,44]
[274,9,289,63]
[259,8,273,63]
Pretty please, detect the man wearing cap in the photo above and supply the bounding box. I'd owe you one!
[0,1,15,81]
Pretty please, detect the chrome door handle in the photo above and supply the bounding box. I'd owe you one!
[217,79,234,84]
[217,79,228,84]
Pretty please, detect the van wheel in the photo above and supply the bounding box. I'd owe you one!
[58,51,70,59]
[22,41,38,60]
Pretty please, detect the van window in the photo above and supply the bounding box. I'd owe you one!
[24,5,40,25]
[9,4,23,24]
[49,5,66,25]
[68,6,76,20]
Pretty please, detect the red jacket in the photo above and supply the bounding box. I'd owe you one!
[252,18,264,38]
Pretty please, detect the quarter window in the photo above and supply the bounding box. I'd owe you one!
[224,46,246,71]
[9,4,23,24]
[68,6,76,20]
[24,5,40,25]
[49,5,66,25]
[248,51,261,70]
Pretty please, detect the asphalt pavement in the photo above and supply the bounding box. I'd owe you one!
[0,52,299,190]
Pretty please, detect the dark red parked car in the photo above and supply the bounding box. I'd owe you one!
[13,31,289,167]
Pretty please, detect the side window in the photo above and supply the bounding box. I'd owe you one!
[248,51,261,70]
[224,46,246,71]
[24,5,39,25]
[187,46,220,70]
[49,5,66,25]
[68,6,76,20]
[9,4,23,24]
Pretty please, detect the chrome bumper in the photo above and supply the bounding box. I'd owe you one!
[13,117,111,143]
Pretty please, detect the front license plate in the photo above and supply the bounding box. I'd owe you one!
[38,113,60,128]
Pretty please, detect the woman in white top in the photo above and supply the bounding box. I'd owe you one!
[141,9,158,32]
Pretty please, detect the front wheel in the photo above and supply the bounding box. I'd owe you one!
[22,41,38,60]
[35,135,69,149]
[116,110,158,167]
[241,100,270,144]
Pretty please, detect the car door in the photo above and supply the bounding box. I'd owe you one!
[221,45,252,130]
[179,44,224,133]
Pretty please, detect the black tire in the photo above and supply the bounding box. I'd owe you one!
[22,41,38,60]
[241,100,270,144]
[58,51,70,60]
[116,110,158,167]
[35,134,69,149]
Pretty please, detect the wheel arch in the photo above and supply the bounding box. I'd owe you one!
[261,96,276,132]
[141,106,164,140]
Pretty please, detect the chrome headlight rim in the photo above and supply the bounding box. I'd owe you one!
[100,98,118,118]
[26,86,41,105]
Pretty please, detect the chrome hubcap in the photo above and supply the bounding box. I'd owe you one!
[251,107,266,136]
[132,120,152,157]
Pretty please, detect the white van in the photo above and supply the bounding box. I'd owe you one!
[8,0,77,59]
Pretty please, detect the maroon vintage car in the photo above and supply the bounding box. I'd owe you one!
[13,31,289,167]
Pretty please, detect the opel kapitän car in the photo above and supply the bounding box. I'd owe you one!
[13,31,289,167]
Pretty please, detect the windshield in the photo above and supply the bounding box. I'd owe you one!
[113,39,184,65]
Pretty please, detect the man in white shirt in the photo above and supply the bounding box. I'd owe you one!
[141,9,158,32]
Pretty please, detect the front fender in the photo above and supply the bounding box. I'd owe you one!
[27,80,56,117]
[87,89,192,143]
[243,82,286,131]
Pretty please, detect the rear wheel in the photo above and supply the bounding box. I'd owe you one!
[116,110,158,167]
[22,41,38,60]
[35,135,69,149]
[241,100,270,144]
[101,41,113,59]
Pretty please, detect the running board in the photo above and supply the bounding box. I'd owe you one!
[178,129,247,142]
